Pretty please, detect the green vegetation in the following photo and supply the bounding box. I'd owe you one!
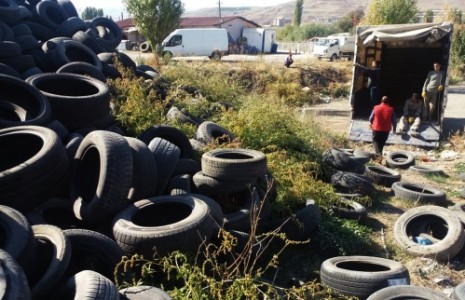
[362,0,418,25]
[294,0,304,27]
[81,7,104,20]
[109,60,371,298]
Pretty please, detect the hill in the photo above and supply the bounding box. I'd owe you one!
[183,0,465,26]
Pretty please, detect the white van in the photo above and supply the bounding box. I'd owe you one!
[161,28,229,60]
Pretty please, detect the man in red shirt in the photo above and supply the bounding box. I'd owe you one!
[369,96,396,156]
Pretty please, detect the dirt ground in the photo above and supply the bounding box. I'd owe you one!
[307,83,465,296]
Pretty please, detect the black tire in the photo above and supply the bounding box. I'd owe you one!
[196,121,236,144]
[393,205,465,261]
[332,199,367,222]
[54,270,119,300]
[0,62,21,77]
[166,174,191,195]
[55,16,87,37]
[14,34,39,52]
[57,61,106,82]
[63,228,124,280]
[112,195,215,257]
[125,137,158,201]
[320,255,410,299]
[331,171,376,197]
[65,132,83,161]
[364,165,401,187]
[33,0,68,30]
[201,148,267,181]
[0,41,22,57]
[268,199,321,241]
[57,0,78,17]
[139,41,151,53]
[322,148,366,174]
[367,285,450,300]
[23,21,55,42]
[193,170,252,195]
[26,72,111,131]
[138,124,194,159]
[386,150,415,169]
[90,17,122,51]
[0,73,51,128]
[0,249,31,300]
[172,158,201,177]
[409,164,445,175]
[220,188,261,232]
[30,224,71,300]
[0,126,69,211]
[51,39,102,70]
[147,137,181,195]
[0,54,36,72]
[0,20,14,41]
[119,286,172,300]
[46,119,69,141]
[20,67,43,80]
[72,30,105,54]
[71,130,133,223]
[391,181,446,204]
[166,106,199,126]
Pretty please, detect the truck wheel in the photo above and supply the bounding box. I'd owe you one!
[162,51,172,60]
[330,54,338,61]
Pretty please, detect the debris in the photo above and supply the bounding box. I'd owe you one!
[440,150,458,161]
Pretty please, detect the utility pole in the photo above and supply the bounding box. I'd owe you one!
[218,0,222,22]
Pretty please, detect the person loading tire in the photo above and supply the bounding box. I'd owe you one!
[369,96,396,157]
[396,93,422,136]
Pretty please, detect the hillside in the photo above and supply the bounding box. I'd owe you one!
[183,0,465,26]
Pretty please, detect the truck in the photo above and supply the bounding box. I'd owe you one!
[348,22,454,148]
[312,33,355,61]
[161,28,229,60]
[241,28,277,54]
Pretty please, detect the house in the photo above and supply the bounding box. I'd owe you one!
[116,16,261,45]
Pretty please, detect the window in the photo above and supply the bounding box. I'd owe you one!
[166,35,182,46]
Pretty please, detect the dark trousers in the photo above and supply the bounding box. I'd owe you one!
[372,130,389,155]
[370,86,380,107]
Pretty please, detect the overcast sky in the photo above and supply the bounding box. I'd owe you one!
[73,0,292,19]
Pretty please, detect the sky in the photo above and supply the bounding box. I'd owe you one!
[73,0,292,20]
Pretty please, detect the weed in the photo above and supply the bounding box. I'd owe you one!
[455,162,465,174]
[424,173,449,184]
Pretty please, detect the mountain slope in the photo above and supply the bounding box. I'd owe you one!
[183,0,465,26]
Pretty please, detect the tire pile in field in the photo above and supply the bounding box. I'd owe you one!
[0,0,287,298]
[321,147,465,299]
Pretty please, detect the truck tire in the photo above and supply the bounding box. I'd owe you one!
[330,53,338,61]
[393,205,465,261]
[147,137,181,195]
[320,255,409,299]
[364,165,401,187]
[138,124,193,159]
[386,151,415,169]
[196,121,236,145]
[0,249,31,300]
[332,199,367,223]
[54,270,119,300]
[331,171,375,197]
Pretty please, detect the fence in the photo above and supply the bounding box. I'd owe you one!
[276,42,315,54]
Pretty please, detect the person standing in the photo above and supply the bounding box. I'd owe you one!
[369,96,396,156]
[396,93,423,135]
[421,62,444,121]
[355,60,382,107]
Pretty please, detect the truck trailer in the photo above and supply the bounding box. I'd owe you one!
[348,22,454,148]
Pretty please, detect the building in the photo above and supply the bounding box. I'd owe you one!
[116,16,261,45]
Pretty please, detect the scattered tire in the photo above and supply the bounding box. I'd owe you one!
[332,199,367,222]
[367,285,450,300]
[63,228,124,280]
[0,126,69,211]
[393,205,465,261]
[0,249,31,300]
[71,130,133,223]
[320,255,410,299]
[409,164,445,175]
[138,124,194,159]
[196,121,236,144]
[147,137,181,195]
[57,61,106,82]
[193,170,252,195]
[119,286,172,300]
[364,165,401,187]
[201,148,267,182]
[454,282,465,300]
[391,181,446,204]
[112,195,215,257]
[322,148,366,174]
[331,171,376,197]
[53,270,119,300]
[30,224,71,300]
[386,150,415,169]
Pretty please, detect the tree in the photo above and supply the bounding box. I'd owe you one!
[423,9,434,23]
[362,0,418,25]
[81,7,104,20]
[124,0,183,55]
[334,9,365,33]
[294,0,304,27]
